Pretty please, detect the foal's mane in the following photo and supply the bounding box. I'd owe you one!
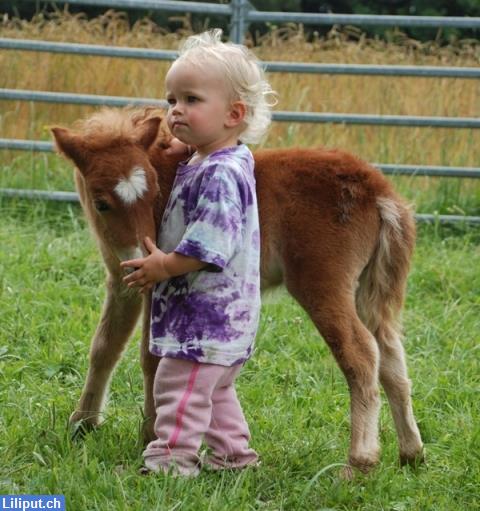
[73,107,167,149]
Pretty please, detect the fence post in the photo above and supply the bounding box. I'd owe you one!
[229,0,252,43]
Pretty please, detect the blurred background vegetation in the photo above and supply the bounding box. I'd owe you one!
[1,0,479,43]
[0,1,479,217]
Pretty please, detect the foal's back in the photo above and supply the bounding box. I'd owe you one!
[254,147,401,291]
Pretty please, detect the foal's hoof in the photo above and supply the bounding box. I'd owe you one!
[400,446,426,468]
[339,464,375,481]
[339,465,355,481]
[69,412,100,440]
[340,456,378,480]
[70,420,98,440]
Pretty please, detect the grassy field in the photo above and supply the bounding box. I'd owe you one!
[0,10,479,510]
[0,193,479,510]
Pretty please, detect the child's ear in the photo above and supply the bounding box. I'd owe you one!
[226,101,247,127]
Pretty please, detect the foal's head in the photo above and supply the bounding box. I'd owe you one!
[52,108,164,272]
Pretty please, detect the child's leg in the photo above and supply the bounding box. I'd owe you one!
[143,358,226,476]
[204,364,258,469]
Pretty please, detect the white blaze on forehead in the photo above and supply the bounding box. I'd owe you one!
[114,166,148,204]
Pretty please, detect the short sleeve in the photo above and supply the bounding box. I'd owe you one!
[174,163,245,271]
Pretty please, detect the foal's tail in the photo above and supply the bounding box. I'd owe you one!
[356,196,416,343]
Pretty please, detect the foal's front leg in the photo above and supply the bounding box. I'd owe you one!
[70,275,142,431]
[140,292,160,443]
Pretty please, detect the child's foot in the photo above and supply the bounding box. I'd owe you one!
[141,458,200,478]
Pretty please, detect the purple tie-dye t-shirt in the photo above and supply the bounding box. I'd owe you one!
[150,144,260,366]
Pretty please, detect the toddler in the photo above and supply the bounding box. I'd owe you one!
[121,29,276,476]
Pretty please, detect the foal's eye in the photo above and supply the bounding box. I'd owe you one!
[94,199,110,212]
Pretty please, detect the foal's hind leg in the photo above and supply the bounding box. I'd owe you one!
[288,279,381,474]
[377,332,424,465]
[70,276,142,431]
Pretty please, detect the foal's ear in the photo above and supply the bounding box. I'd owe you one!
[51,127,88,168]
[135,116,162,150]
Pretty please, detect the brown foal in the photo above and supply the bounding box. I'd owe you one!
[52,107,423,475]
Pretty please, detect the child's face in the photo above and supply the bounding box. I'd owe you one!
[165,61,241,152]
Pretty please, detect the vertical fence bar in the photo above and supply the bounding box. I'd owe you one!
[230,0,240,43]
[230,0,251,43]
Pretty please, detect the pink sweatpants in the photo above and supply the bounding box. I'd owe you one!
[143,357,258,476]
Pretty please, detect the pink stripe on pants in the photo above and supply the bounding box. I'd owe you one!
[167,363,200,449]
[143,358,258,476]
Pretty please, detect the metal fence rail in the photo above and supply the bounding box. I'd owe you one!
[0,88,167,108]
[0,38,179,61]
[2,88,479,129]
[29,0,233,16]
[246,11,480,28]
[2,37,480,79]
[2,138,480,179]
[21,0,480,29]
[0,139,54,152]
[0,188,79,202]
[2,0,480,224]
[262,62,480,79]
[1,187,479,225]
[273,111,480,129]
[377,164,480,179]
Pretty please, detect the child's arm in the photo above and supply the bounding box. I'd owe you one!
[121,237,206,293]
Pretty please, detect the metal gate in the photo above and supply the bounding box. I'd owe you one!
[1,0,479,223]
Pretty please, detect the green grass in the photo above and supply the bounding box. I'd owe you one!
[1,196,479,510]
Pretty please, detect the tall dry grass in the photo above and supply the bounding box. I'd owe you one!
[0,10,479,213]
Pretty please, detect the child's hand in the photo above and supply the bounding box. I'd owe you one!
[165,137,194,157]
[121,237,172,294]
